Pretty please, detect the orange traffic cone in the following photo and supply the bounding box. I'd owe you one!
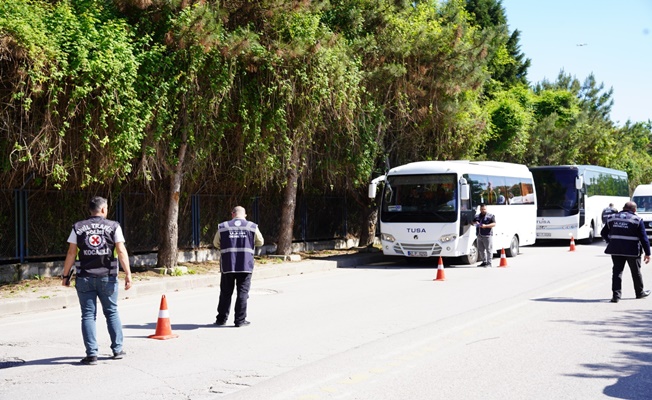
[499,248,508,267]
[569,235,576,252]
[434,256,446,281]
[148,295,179,340]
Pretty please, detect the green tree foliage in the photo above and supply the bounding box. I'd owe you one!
[524,87,583,165]
[526,71,618,168]
[464,0,530,93]
[237,4,374,254]
[609,121,652,188]
[1,0,146,189]
[354,0,492,166]
[3,0,652,259]
[125,1,235,267]
[484,84,533,162]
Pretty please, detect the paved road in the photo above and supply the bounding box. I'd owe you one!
[2,242,652,399]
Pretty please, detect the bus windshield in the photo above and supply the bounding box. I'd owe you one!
[381,174,457,223]
[531,169,579,214]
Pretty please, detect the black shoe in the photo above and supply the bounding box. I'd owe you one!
[112,350,126,360]
[214,319,227,326]
[80,356,98,365]
[235,320,251,327]
[610,297,619,303]
[637,290,651,299]
[477,262,486,267]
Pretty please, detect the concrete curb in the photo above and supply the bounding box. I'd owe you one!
[0,252,385,317]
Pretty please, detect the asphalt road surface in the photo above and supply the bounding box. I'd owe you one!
[2,241,652,400]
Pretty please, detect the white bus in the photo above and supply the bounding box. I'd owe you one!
[631,184,652,236]
[368,160,537,264]
[529,165,629,243]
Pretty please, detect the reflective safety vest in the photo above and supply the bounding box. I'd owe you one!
[218,218,257,273]
[602,211,651,257]
[474,212,496,237]
[72,216,120,277]
[601,206,618,224]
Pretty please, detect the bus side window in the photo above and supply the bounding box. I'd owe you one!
[489,176,507,205]
[505,177,521,204]
[521,180,535,203]
[465,174,485,207]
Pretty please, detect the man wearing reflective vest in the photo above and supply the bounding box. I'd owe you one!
[61,196,132,365]
[601,201,651,303]
[213,206,264,327]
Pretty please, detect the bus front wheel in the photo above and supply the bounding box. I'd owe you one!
[461,241,478,265]
[505,235,519,257]
[581,226,595,244]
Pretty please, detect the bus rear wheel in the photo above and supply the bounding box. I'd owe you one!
[505,235,519,257]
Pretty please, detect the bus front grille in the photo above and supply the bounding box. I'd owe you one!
[394,243,442,256]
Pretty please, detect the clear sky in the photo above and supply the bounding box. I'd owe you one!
[501,0,652,126]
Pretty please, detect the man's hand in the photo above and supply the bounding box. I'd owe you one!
[124,273,132,290]
[644,255,650,264]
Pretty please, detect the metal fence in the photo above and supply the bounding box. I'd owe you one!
[2,189,359,264]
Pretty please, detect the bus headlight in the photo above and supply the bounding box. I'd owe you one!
[439,234,457,242]
[381,233,396,242]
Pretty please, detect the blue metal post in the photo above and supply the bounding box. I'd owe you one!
[116,193,125,226]
[16,173,34,263]
[14,189,22,262]
[343,196,348,239]
[191,194,200,248]
[301,199,307,242]
[251,196,260,223]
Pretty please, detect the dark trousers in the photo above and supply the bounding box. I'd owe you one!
[611,255,645,298]
[216,272,252,324]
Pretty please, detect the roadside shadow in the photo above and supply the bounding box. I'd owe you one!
[603,358,652,400]
[533,239,607,247]
[342,259,479,269]
[123,322,210,334]
[124,323,247,337]
[533,297,606,303]
[561,309,652,399]
[4,356,119,367]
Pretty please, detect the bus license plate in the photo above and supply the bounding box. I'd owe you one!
[408,251,428,257]
[537,233,551,237]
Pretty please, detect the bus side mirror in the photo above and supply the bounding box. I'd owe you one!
[368,183,377,199]
[460,179,470,200]
[575,176,584,190]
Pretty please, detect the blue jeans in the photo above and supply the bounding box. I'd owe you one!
[76,276,123,357]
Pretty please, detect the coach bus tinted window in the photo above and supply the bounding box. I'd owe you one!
[382,174,457,223]
[584,171,629,197]
[531,169,579,215]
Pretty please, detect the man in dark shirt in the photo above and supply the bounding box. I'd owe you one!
[473,204,496,267]
[61,196,132,365]
[601,201,651,303]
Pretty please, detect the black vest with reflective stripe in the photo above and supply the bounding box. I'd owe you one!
[73,216,120,277]
[604,211,648,257]
[218,218,257,273]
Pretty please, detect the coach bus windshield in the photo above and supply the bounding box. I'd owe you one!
[531,169,579,216]
[381,174,457,223]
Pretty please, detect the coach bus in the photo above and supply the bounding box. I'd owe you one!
[529,165,629,243]
[368,160,537,264]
